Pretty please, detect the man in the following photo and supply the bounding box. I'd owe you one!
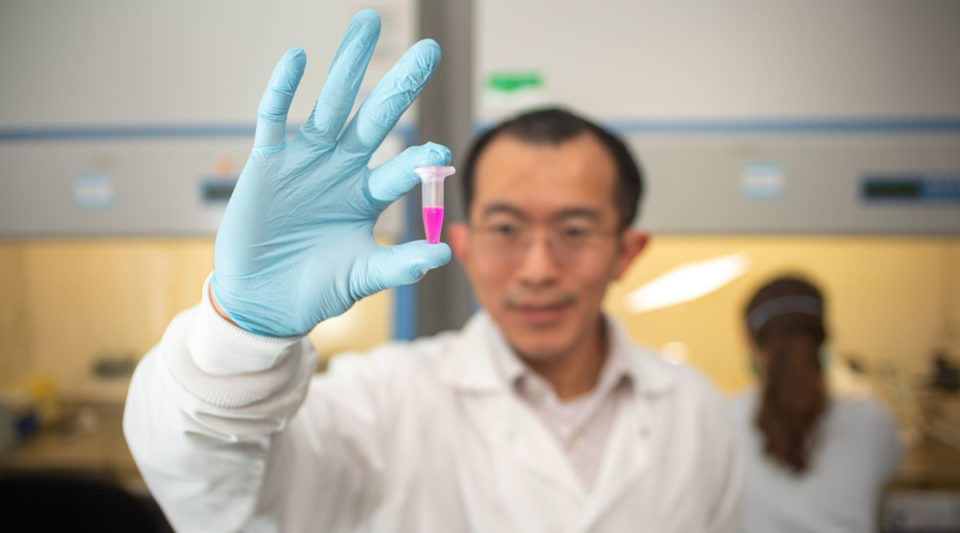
[124,9,741,532]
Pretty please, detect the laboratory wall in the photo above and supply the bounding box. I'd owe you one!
[0,2,956,388]
[0,0,415,237]
[476,1,960,119]
[0,0,415,384]
[475,0,960,234]
[470,0,960,400]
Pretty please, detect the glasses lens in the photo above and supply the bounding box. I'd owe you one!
[475,225,609,265]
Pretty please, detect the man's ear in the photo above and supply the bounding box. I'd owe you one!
[612,230,649,281]
[447,223,470,266]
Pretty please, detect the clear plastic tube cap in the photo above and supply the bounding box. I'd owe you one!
[414,166,456,207]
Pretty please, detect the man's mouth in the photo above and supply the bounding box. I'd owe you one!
[507,298,575,325]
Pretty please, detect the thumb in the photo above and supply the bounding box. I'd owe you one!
[350,241,451,299]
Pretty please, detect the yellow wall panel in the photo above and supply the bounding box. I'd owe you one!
[949,241,960,351]
[2,239,394,387]
[0,243,29,384]
[18,239,215,384]
[605,236,960,394]
[1,236,955,396]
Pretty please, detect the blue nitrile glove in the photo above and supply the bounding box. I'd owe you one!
[210,9,451,337]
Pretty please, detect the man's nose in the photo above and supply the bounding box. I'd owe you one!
[515,233,562,286]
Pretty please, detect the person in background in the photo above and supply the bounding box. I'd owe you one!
[729,275,902,533]
[123,9,741,532]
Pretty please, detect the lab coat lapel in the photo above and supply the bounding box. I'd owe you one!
[440,313,585,500]
[459,391,586,500]
[582,393,652,527]
[581,327,678,529]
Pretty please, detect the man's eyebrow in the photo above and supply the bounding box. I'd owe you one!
[479,204,603,222]
[480,203,528,219]
[551,207,602,222]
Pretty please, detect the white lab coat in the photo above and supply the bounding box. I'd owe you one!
[729,390,901,533]
[124,282,741,532]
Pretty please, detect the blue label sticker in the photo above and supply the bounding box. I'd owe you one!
[741,161,784,200]
[74,172,113,210]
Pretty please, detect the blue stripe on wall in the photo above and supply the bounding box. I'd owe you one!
[2,117,960,142]
[0,123,418,142]
[473,116,960,135]
[605,117,960,135]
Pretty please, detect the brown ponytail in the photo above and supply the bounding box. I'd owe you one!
[745,276,827,474]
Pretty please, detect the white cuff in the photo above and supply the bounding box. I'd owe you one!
[161,275,315,409]
[191,274,304,375]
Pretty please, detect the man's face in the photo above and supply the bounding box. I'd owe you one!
[449,133,647,362]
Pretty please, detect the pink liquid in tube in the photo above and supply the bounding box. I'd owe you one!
[414,165,455,245]
[422,206,444,244]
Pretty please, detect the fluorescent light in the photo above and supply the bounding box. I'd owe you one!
[625,253,749,313]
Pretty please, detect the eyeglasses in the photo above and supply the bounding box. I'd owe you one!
[470,221,619,265]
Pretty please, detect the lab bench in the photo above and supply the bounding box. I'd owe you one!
[884,439,960,532]
[0,403,140,488]
[0,378,171,531]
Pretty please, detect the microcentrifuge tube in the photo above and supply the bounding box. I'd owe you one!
[413,166,456,244]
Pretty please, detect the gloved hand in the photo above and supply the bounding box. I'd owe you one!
[211,9,451,337]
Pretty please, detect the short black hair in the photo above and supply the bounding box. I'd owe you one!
[460,107,644,230]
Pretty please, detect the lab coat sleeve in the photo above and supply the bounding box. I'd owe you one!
[123,278,396,532]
